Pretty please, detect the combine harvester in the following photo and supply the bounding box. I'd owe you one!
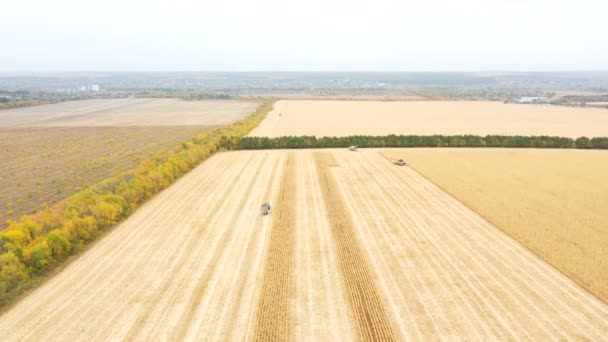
[394,158,406,166]
[348,145,358,151]
[261,202,271,216]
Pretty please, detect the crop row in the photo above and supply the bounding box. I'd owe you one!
[314,152,396,341]
[254,154,296,341]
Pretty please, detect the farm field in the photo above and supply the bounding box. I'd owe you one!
[248,100,608,138]
[0,98,260,126]
[0,99,261,226]
[1,149,606,340]
[382,148,608,304]
[0,126,211,225]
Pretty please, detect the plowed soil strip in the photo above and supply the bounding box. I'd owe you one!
[314,152,397,342]
[253,153,297,341]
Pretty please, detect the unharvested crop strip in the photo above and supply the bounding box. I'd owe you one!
[313,152,397,342]
[253,153,297,341]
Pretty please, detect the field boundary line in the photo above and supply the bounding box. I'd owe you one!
[394,156,602,336]
[386,154,608,336]
[378,150,608,306]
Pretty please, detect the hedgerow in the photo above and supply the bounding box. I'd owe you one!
[230,135,608,150]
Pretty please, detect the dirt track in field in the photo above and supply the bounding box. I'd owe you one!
[1,149,607,340]
[248,100,608,138]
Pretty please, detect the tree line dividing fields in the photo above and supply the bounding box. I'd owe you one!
[0,101,273,308]
[226,134,608,150]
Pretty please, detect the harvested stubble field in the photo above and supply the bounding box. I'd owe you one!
[0,126,210,225]
[1,149,606,340]
[382,148,608,304]
[248,100,608,138]
[0,98,260,126]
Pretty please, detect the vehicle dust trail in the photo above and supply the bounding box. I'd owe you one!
[253,153,297,341]
[314,151,397,342]
[331,149,608,339]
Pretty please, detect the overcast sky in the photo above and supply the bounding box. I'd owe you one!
[1,0,607,71]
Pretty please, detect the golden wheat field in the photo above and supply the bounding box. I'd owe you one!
[0,98,260,126]
[248,100,608,138]
[1,149,607,341]
[382,148,608,304]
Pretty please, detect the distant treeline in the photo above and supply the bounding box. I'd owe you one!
[0,99,57,110]
[557,95,608,103]
[223,135,608,150]
[134,91,233,100]
[0,101,274,308]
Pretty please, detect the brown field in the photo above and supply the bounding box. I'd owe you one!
[0,98,260,126]
[0,99,261,225]
[0,126,210,225]
[1,149,606,340]
[248,100,608,138]
[382,148,608,303]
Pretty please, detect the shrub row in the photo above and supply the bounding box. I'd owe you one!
[229,135,608,150]
[0,101,274,308]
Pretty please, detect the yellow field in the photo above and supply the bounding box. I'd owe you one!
[1,149,607,340]
[0,98,260,126]
[248,100,608,138]
[382,148,608,303]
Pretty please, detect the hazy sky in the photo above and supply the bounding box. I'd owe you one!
[1,0,607,71]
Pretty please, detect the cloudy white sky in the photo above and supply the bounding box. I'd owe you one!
[1,0,607,71]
